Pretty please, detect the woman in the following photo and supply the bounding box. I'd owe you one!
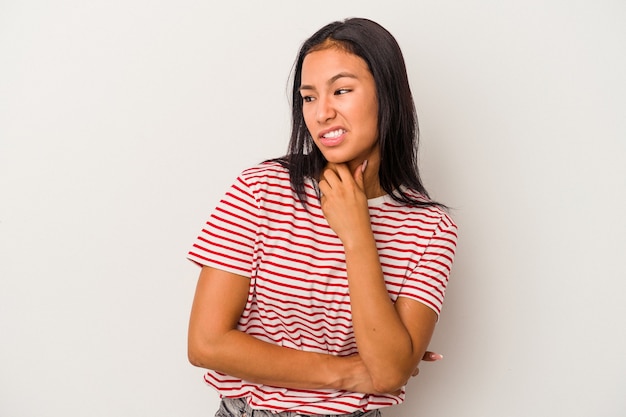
[187,17,458,417]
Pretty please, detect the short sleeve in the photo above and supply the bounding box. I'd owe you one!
[401,214,458,315]
[187,176,260,277]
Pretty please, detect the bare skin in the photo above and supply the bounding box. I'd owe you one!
[188,264,440,394]
[301,48,440,392]
[318,161,438,393]
[188,47,442,395]
[188,161,441,394]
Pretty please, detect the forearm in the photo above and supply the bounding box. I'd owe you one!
[188,327,371,392]
[308,162,440,393]
[343,233,426,392]
[188,266,374,392]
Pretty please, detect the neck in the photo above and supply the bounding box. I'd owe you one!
[364,177,385,199]
[356,160,385,199]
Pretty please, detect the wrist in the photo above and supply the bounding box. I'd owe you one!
[322,354,349,390]
[331,355,374,393]
[342,232,377,254]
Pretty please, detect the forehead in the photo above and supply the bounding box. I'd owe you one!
[301,48,371,81]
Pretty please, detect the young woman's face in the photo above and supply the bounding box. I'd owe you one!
[300,48,379,169]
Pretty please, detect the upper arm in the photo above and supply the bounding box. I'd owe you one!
[188,266,251,363]
[393,213,457,369]
[394,297,438,369]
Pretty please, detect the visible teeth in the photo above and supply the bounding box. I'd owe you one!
[323,129,345,138]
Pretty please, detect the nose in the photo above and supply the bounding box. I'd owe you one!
[315,95,336,124]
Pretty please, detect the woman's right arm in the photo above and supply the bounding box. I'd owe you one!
[187,265,375,392]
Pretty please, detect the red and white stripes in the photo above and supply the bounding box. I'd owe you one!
[188,161,457,414]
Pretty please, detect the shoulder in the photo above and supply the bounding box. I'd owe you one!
[379,190,457,237]
[238,160,290,185]
[235,160,300,204]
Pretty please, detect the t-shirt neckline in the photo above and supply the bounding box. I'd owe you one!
[368,194,393,207]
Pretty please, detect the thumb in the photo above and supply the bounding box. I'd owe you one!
[354,159,368,189]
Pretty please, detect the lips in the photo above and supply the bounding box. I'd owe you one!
[318,128,346,147]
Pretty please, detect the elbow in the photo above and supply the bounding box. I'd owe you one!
[187,343,205,368]
[371,371,409,395]
[187,338,217,369]
[188,326,235,369]
[187,348,203,368]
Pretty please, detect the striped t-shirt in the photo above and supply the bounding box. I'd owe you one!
[188,161,458,415]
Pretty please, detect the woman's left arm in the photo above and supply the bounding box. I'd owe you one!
[346,239,437,394]
[319,163,442,394]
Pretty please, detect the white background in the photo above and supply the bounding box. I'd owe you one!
[1,1,625,416]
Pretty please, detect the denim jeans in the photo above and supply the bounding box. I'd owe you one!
[215,397,382,417]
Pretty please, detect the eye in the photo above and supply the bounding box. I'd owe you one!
[334,88,351,95]
[302,95,315,103]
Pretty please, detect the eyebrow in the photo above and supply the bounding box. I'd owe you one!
[299,72,358,91]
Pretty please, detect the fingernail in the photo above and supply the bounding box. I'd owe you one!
[361,159,368,173]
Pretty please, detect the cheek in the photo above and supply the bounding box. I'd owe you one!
[348,98,376,124]
[366,103,379,131]
[302,106,315,129]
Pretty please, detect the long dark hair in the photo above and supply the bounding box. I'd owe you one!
[277,17,439,208]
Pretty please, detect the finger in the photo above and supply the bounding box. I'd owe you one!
[318,179,331,196]
[421,351,444,361]
[330,164,355,186]
[325,162,339,174]
[352,159,367,190]
[321,167,341,189]
[412,367,420,377]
